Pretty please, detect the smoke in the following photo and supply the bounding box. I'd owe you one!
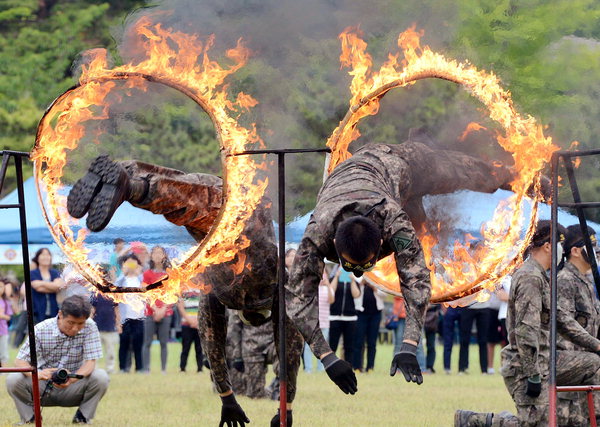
[99,0,483,215]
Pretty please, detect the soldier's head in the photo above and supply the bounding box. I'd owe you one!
[334,216,382,277]
[238,308,271,326]
[564,225,597,270]
[528,219,567,269]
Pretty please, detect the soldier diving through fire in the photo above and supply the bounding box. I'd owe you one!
[66,130,544,426]
[285,129,549,397]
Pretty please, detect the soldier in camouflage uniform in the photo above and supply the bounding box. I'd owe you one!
[67,156,303,427]
[555,227,600,425]
[286,137,518,397]
[454,220,580,427]
[227,310,277,398]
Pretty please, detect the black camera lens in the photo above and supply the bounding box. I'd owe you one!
[51,368,69,384]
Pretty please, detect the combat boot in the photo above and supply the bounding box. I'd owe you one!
[67,155,148,232]
[454,410,493,427]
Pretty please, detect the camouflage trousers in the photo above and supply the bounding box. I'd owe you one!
[456,411,519,427]
[503,375,549,427]
[241,361,268,399]
[228,360,246,395]
[556,350,600,426]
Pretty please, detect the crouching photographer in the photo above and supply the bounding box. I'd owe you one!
[6,295,109,424]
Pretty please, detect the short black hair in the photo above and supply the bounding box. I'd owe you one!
[32,247,51,266]
[118,253,141,267]
[334,216,382,263]
[531,220,567,248]
[113,238,125,245]
[60,295,92,318]
[566,224,596,238]
[564,225,596,258]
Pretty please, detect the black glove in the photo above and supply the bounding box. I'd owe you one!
[233,359,245,373]
[526,375,542,398]
[270,409,292,427]
[203,357,211,370]
[390,342,423,385]
[322,353,357,395]
[219,394,250,427]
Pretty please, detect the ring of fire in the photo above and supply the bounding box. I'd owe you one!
[326,27,558,304]
[31,19,266,304]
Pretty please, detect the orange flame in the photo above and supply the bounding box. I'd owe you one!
[328,26,557,303]
[31,16,266,305]
[459,122,488,141]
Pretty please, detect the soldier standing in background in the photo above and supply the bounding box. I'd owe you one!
[227,310,277,398]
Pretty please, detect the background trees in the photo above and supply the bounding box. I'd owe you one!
[2,0,599,219]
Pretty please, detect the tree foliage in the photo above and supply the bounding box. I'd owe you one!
[2,0,600,221]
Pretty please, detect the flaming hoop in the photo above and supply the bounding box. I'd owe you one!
[327,26,558,303]
[31,17,266,303]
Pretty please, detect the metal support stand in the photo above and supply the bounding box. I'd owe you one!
[230,147,330,426]
[0,150,42,426]
[550,148,600,427]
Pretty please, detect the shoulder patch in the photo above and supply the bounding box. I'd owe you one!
[392,231,413,252]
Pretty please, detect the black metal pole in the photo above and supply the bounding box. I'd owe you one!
[15,155,42,426]
[277,153,287,427]
[549,153,559,427]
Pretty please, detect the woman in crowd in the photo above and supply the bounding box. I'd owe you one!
[142,246,173,373]
[353,278,385,372]
[0,276,13,367]
[328,266,360,363]
[30,248,65,324]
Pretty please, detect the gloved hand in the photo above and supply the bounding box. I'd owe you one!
[526,375,542,398]
[322,353,357,395]
[203,357,211,370]
[233,359,245,373]
[270,409,293,427]
[219,394,250,427]
[390,342,423,385]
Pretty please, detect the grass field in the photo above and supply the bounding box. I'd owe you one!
[0,341,516,426]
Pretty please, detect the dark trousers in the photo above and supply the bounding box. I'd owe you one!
[180,325,203,372]
[329,320,356,363]
[353,311,382,371]
[424,329,436,370]
[119,319,144,372]
[443,307,461,370]
[459,308,490,373]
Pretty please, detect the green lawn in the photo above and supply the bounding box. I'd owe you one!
[0,341,515,426]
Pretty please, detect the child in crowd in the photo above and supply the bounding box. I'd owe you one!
[115,254,146,373]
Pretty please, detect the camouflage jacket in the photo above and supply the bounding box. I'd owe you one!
[501,257,551,379]
[557,261,600,352]
[287,141,515,356]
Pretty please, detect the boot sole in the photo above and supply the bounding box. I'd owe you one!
[85,159,129,232]
[67,155,110,219]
